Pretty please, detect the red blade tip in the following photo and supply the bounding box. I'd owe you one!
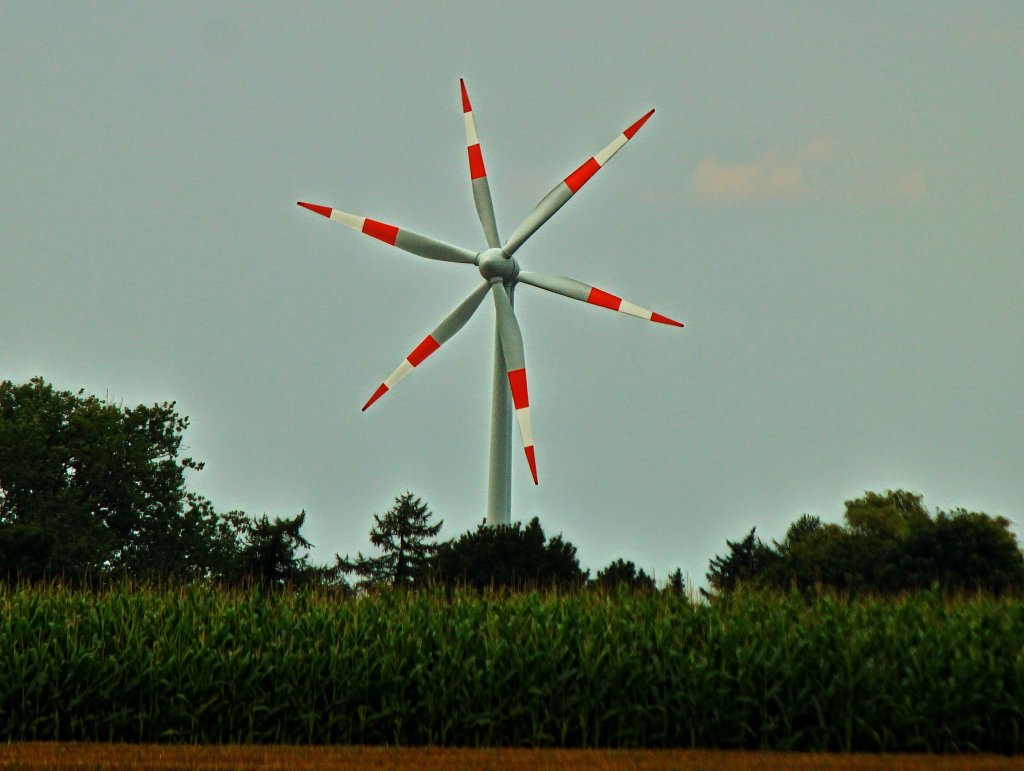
[459,79,472,113]
[623,109,655,139]
[297,201,332,218]
[525,446,538,485]
[651,312,683,327]
[362,383,389,412]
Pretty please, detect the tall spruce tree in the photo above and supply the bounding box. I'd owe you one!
[341,492,442,588]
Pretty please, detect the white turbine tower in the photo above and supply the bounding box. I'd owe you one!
[299,80,683,526]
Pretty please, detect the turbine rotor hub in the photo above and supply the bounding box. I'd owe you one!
[476,248,519,282]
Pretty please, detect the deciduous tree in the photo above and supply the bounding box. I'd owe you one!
[0,377,231,582]
[705,527,779,594]
[431,517,588,591]
[706,491,1024,596]
[594,558,656,593]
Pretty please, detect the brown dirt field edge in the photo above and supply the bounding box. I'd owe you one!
[0,744,1021,771]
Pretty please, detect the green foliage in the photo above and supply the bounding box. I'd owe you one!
[0,377,331,588]
[594,558,655,593]
[236,511,340,589]
[894,509,1024,593]
[705,527,779,594]
[844,490,931,540]
[0,584,1021,751]
[431,517,588,590]
[707,490,1024,595]
[778,514,825,552]
[0,377,231,582]
[340,492,442,588]
[664,567,686,596]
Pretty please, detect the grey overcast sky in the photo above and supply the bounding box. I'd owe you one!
[3,2,1022,584]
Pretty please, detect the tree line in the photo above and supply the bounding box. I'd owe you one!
[2,378,1020,595]
[705,490,1024,595]
[0,378,323,587]
[335,491,674,593]
[0,378,661,591]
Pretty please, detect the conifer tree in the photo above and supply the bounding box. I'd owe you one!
[340,492,442,588]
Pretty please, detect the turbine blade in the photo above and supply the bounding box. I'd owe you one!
[517,271,683,327]
[460,79,501,249]
[298,202,478,265]
[363,281,491,411]
[502,109,655,256]
[491,282,538,484]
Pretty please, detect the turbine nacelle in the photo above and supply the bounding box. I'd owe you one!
[476,247,518,283]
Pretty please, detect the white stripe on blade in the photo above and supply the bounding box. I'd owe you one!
[330,209,365,231]
[594,133,628,166]
[515,406,533,446]
[464,113,479,146]
[384,359,415,388]
[618,299,653,320]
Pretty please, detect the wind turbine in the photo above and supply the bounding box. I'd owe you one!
[298,80,683,526]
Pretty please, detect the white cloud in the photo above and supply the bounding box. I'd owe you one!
[690,136,837,203]
[691,136,926,206]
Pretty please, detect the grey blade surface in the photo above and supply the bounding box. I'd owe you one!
[362,280,492,411]
[502,183,573,256]
[460,79,501,248]
[473,177,501,249]
[491,281,538,485]
[501,109,653,257]
[491,281,526,373]
[433,281,491,345]
[296,202,479,265]
[516,271,590,302]
[393,229,479,265]
[517,270,685,326]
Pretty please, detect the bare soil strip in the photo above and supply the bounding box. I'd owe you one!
[0,744,1020,771]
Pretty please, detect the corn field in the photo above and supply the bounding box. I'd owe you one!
[0,585,1020,751]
